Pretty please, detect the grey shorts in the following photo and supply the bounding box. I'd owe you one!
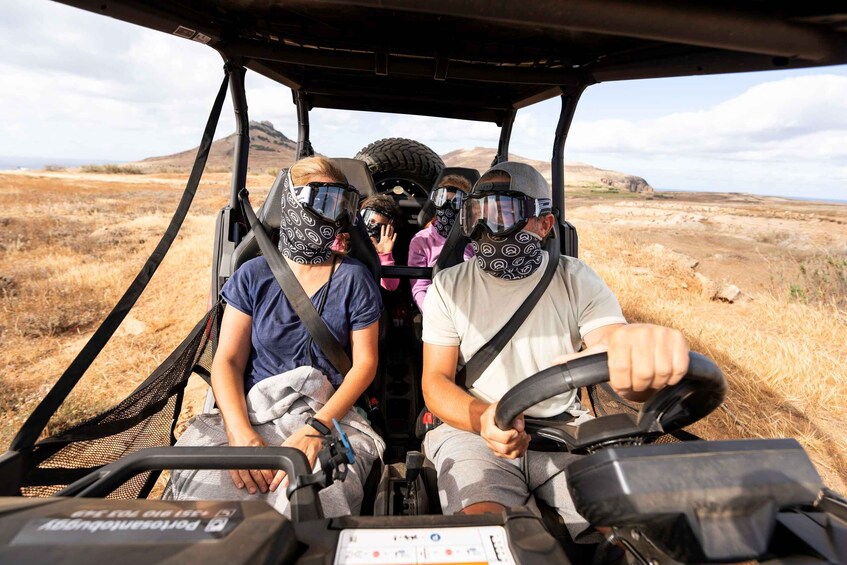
[423,420,598,541]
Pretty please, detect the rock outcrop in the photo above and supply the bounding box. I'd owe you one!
[442,148,654,193]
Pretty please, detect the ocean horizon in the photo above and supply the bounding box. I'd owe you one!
[0,156,122,170]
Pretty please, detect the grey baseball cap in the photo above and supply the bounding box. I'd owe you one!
[473,161,552,201]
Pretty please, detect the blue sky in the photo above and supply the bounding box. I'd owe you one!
[1,1,846,200]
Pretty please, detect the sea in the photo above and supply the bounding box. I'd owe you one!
[0,156,122,170]
[659,188,847,205]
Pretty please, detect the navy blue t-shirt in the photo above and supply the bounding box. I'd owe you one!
[221,256,383,390]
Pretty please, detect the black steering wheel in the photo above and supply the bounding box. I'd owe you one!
[494,352,726,453]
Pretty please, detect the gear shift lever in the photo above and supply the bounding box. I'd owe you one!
[402,451,424,515]
[405,451,423,488]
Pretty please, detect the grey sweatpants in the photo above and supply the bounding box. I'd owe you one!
[165,367,384,518]
[423,421,599,542]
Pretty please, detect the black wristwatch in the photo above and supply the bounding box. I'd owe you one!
[307,416,332,436]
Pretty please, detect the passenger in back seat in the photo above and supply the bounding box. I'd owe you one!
[421,162,690,543]
[170,156,385,517]
[408,175,475,311]
[360,194,402,291]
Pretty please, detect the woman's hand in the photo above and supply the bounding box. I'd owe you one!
[269,423,325,492]
[372,224,397,254]
[226,428,275,494]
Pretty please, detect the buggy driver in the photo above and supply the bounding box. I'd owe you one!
[421,161,690,542]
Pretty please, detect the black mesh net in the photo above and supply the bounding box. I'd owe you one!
[585,382,698,444]
[20,302,222,498]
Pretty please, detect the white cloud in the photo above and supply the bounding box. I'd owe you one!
[2,1,845,199]
[0,1,232,160]
[570,75,847,162]
[556,75,847,198]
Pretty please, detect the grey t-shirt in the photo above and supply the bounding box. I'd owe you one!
[422,252,626,417]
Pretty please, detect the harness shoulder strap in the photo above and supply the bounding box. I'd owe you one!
[238,189,353,377]
[455,229,561,390]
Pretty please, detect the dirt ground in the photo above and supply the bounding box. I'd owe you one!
[567,192,847,296]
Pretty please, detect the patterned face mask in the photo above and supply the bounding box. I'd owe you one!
[472,229,544,280]
[433,206,458,237]
[278,174,340,264]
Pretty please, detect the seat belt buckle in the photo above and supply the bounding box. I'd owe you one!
[415,409,442,439]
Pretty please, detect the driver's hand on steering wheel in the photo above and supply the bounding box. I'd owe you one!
[480,402,530,459]
[606,323,689,401]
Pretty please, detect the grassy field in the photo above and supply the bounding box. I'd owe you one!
[1,169,845,493]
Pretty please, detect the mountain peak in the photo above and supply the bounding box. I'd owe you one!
[135,120,298,172]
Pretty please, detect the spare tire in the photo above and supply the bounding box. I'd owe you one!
[354,138,444,196]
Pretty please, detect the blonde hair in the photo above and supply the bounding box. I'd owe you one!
[289,156,348,185]
[438,174,473,192]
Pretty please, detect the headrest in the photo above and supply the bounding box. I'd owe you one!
[431,167,481,192]
[257,158,377,230]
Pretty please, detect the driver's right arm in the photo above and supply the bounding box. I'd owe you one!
[422,343,485,432]
[422,343,529,458]
[211,305,274,493]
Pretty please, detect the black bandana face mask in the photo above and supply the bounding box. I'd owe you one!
[472,229,544,280]
[433,206,457,237]
[278,174,340,264]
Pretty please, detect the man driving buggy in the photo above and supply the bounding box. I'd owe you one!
[421,161,690,542]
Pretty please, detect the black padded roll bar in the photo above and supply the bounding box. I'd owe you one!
[551,86,586,225]
[295,91,315,160]
[55,447,323,522]
[492,109,516,166]
[228,64,250,210]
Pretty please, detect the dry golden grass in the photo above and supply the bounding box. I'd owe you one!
[578,223,847,491]
[0,171,271,445]
[0,169,845,496]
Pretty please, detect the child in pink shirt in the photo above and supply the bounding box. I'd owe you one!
[360,194,402,291]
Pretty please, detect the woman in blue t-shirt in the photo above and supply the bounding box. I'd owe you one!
[211,156,383,499]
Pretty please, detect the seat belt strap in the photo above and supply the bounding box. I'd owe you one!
[238,189,353,377]
[455,228,561,390]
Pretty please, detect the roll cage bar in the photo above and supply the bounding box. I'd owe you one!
[217,60,581,264]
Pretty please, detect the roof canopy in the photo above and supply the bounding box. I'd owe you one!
[56,1,847,124]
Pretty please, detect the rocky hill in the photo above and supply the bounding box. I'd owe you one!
[442,147,653,193]
[134,120,298,172]
[135,123,652,192]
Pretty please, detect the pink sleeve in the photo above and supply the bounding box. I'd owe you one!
[408,235,431,312]
[463,242,475,261]
[378,252,399,292]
